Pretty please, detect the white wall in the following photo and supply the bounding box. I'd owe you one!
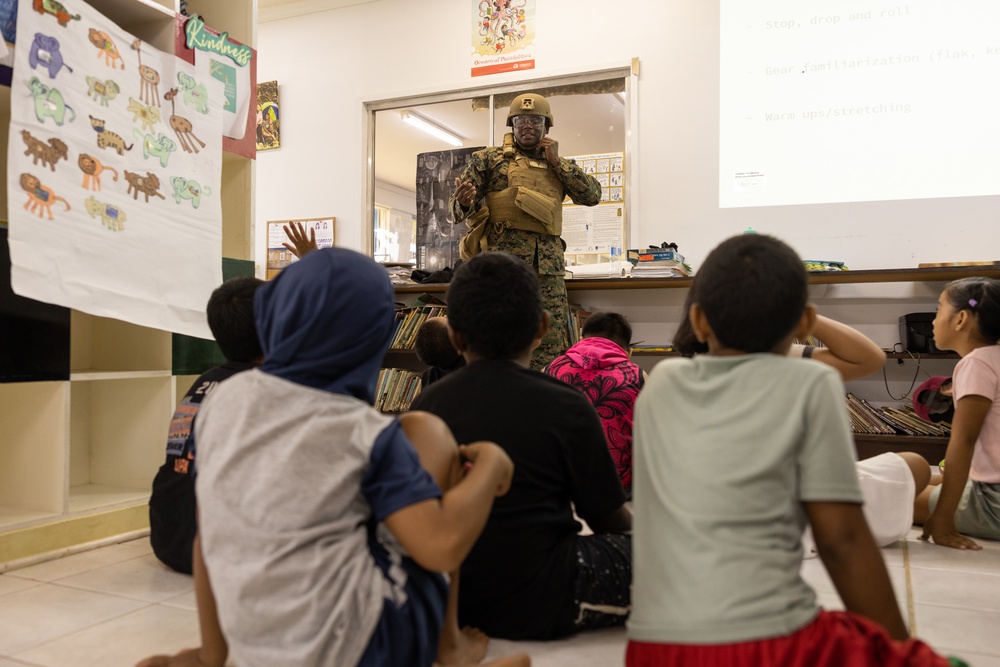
[256,0,1000,271]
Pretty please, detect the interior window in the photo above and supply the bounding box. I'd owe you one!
[367,70,633,270]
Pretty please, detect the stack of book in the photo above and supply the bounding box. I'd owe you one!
[375,368,422,413]
[389,306,447,350]
[626,248,692,278]
[845,393,952,436]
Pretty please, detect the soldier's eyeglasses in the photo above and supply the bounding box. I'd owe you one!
[512,116,545,128]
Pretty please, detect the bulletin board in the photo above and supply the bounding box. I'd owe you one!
[266,217,335,278]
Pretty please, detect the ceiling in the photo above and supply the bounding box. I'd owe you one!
[257,0,379,22]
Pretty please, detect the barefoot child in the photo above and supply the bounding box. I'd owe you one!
[628,234,961,666]
[136,248,529,667]
[915,276,1000,550]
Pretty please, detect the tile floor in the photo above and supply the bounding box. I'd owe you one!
[0,528,998,666]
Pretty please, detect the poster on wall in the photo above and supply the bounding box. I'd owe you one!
[470,0,535,77]
[265,217,334,278]
[256,80,279,150]
[6,0,225,339]
[415,148,482,271]
[562,152,625,254]
[174,13,256,158]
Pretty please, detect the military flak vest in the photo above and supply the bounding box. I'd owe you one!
[485,134,566,237]
[459,134,566,261]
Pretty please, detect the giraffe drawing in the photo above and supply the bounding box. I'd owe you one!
[130,39,160,107]
[164,87,206,154]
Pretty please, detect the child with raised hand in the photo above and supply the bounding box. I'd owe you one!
[915,276,1000,550]
[628,234,960,666]
[136,248,528,667]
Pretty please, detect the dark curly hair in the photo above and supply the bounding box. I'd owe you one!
[689,234,808,353]
[207,276,264,362]
[445,252,542,359]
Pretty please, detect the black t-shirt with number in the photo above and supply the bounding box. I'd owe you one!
[149,361,254,574]
[410,359,626,640]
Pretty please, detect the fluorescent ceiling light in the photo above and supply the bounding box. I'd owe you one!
[401,110,464,147]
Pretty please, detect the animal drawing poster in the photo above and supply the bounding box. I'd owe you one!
[470,0,535,77]
[6,0,224,339]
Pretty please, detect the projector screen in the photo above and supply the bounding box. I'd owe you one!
[720,1,1000,208]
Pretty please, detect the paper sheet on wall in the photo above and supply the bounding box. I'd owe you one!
[6,0,224,339]
[562,152,625,254]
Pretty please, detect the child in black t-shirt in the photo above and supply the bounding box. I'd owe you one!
[148,276,264,574]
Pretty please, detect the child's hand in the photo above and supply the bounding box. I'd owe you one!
[459,442,514,496]
[282,221,318,258]
[920,514,982,550]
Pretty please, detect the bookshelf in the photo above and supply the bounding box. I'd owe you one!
[391,265,990,464]
[0,0,256,566]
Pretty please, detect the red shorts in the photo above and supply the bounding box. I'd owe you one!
[627,610,963,667]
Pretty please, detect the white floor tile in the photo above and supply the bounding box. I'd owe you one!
[905,535,1000,575]
[1,531,997,666]
[15,604,199,667]
[0,575,39,599]
[912,604,1000,658]
[6,541,150,583]
[0,584,146,655]
[909,566,1000,614]
[934,649,1000,667]
[160,589,197,612]
[486,627,626,667]
[53,555,192,603]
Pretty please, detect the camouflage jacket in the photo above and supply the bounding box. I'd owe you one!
[450,142,601,275]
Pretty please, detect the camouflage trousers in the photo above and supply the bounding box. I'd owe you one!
[486,227,570,369]
[534,274,571,370]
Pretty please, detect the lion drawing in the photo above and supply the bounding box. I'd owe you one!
[124,170,166,203]
[22,129,68,171]
[78,153,119,191]
[21,173,70,219]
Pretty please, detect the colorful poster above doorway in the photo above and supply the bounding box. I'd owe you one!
[470,0,535,77]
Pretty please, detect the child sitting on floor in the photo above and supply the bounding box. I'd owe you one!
[415,316,466,388]
[545,311,645,493]
[628,233,962,666]
[148,276,264,574]
[137,248,528,667]
[915,277,1000,550]
[674,281,931,550]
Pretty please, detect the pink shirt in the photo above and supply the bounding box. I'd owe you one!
[953,344,1000,482]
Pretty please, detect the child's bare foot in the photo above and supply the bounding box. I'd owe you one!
[481,655,531,667]
[435,626,489,665]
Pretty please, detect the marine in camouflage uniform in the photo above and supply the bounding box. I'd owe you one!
[450,94,601,369]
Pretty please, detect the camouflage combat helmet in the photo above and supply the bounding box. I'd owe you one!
[506,93,554,128]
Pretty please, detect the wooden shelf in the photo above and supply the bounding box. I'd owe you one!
[884,351,958,360]
[393,265,1000,294]
[853,433,948,465]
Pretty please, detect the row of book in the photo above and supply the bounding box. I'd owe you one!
[568,305,593,346]
[389,306,447,350]
[846,393,951,437]
[375,367,422,413]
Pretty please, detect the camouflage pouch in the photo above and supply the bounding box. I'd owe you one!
[459,206,491,262]
[514,187,559,231]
